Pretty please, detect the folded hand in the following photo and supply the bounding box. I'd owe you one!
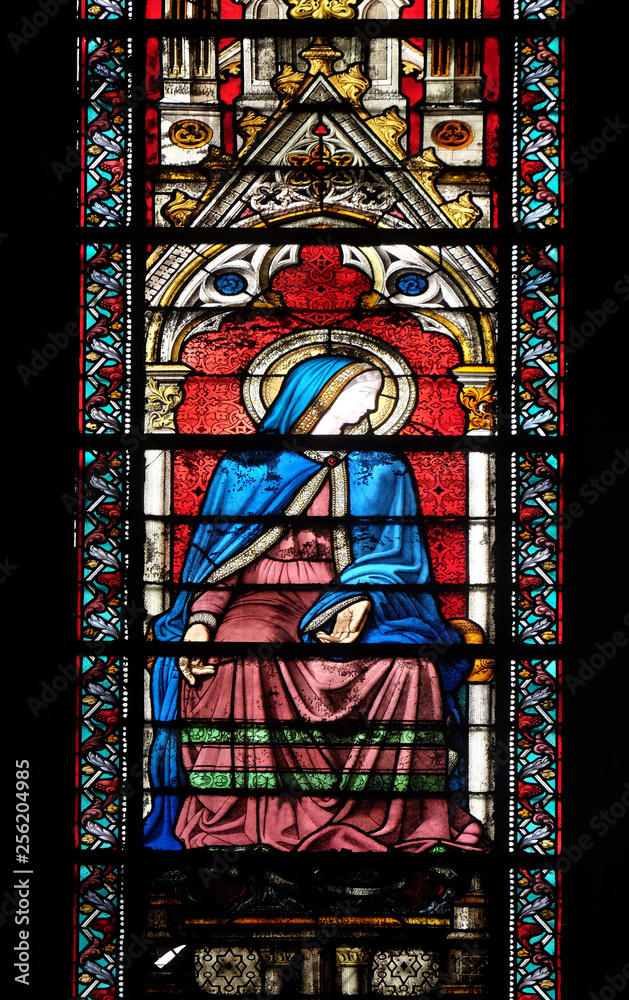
[316,599,371,644]
[178,623,217,686]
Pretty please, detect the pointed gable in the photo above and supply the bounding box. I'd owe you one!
[187,39,483,230]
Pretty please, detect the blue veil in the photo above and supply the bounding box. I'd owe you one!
[260,355,368,434]
[144,355,467,848]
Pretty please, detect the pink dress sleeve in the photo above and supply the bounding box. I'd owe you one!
[187,574,239,630]
[187,481,332,633]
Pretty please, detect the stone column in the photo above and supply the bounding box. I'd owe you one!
[143,365,188,619]
[447,874,490,990]
[143,446,172,803]
[144,450,172,620]
[301,946,329,996]
[451,367,496,836]
[467,675,495,838]
[467,449,495,639]
[336,947,369,995]
[260,949,297,995]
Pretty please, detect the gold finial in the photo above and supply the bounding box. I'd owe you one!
[289,0,356,18]
[300,38,344,76]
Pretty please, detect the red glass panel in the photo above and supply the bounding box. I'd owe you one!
[173,450,224,514]
[175,376,256,434]
[438,589,468,618]
[425,520,467,584]
[406,451,467,516]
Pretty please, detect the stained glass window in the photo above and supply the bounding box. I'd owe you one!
[100,6,557,998]
[6,0,627,997]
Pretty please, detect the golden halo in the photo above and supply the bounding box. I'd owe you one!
[242,329,417,436]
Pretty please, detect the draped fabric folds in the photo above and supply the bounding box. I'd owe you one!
[144,356,481,852]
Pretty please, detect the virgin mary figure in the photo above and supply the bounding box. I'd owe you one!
[145,354,487,853]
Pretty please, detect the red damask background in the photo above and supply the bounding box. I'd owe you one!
[176,246,465,437]
[177,322,465,438]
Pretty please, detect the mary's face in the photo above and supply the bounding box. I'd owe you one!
[313,370,383,434]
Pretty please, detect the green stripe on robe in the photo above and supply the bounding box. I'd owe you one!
[181,724,445,747]
[187,771,446,793]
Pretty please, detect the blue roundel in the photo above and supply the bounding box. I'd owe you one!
[396,273,428,296]
[215,273,246,295]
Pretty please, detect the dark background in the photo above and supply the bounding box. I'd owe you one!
[0,5,627,998]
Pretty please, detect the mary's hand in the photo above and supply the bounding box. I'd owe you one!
[316,599,371,644]
[178,623,217,686]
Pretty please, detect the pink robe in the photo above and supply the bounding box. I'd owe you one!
[175,481,486,852]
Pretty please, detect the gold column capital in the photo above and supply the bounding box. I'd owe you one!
[451,366,496,433]
[336,947,369,967]
[145,364,191,432]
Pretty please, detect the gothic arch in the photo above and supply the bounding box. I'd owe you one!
[145,242,497,370]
